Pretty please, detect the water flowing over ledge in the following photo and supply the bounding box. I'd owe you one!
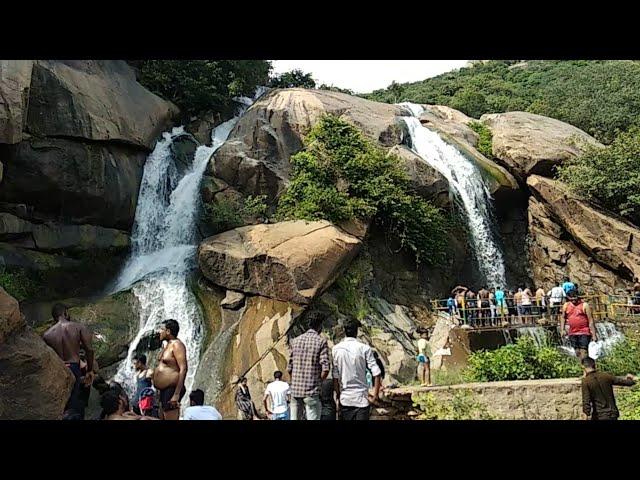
[398,102,507,288]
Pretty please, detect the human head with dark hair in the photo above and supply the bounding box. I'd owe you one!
[160,319,179,340]
[133,354,147,371]
[189,389,205,406]
[274,370,283,380]
[100,389,123,416]
[581,356,596,371]
[343,320,359,338]
[567,287,581,304]
[306,310,325,333]
[51,303,69,321]
[564,276,570,283]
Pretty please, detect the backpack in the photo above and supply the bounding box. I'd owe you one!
[138,387,155,412]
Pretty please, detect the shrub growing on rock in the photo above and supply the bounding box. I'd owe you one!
[205,195,268,234]
[468,121,495,159]
[556,126,640,226]
[276,115,449,265]
[464,336,582,382]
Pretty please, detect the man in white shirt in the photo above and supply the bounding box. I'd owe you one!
[332,320,382,421]
[263,370,291,420]
[547,283,566,319]
[182,389,222,420]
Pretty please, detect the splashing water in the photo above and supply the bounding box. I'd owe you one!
[398,103,507,288]
[559,321,625,357]
[111,91,263,402]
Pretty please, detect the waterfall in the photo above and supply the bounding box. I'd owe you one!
[518,326,550,347]
[110,90,263,402]
[398,103,507,288]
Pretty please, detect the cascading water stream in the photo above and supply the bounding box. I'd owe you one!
[110,89,264,403]
[398,103,507,288]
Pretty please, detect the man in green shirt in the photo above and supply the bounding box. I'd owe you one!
[581,356,637,420]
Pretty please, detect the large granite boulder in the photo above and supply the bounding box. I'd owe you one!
[211,88,405,201]
[0,287,74,419]
[528,196,630,292]
[528,175,640,281]
[25,60,178,150]
[0,60,33,144]
[198,220,362,305]
[0,137,147,230]
[481,111,602,180]
[0,212,129,252]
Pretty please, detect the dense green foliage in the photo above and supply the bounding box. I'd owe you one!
[364,60,640,144]
[556,127,640,225]
[268,69,316,89]
[205,195,268,234]
[413,389,494,420]
[464,336,581,382]
[131,60,271,116]
[333,254,373,321]
[598,332,640,377]
[468,121,495,159]
[617,385,640,420]
[276,115,449,264]
[0,267,39,302]
[318,84,355,95]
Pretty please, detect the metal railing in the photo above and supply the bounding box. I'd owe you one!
[430,294,640,329]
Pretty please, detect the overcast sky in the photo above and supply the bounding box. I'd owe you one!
[270,60,469,94]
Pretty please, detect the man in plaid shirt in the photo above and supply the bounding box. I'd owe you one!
[287,311,330,420]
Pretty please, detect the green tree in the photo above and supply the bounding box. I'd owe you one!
[556,126,640,225]
[268,69,316,89]
[131,60,271,117]
[363,60,640,144]
[276,115,449,265]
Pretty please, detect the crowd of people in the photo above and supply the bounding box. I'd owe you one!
[443,277,640,327]
[441,277,586,327]
[43,304,393,421]
[42,277,638,421]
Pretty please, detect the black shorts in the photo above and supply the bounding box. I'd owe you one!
[481,300,490,309]
[159,385,186,411]
[569,335,591,350]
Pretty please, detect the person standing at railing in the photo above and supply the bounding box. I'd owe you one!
[478,286,490,327]
[521,287,533,324]
[489,288,497,326]
[562,276,575,296]
[465,289,477,327]
[446,295,456,318]
[560,288,598,360]
[456,290,467,325]
[535,286,546,317]
[548,283,566,320]
[495,287,506,324]
[514,288,524,322]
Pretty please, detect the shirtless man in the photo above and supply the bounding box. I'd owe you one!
[153,319,188,420]
[43,303,95,419]
[478,287,490,326]
[101,389,158,421]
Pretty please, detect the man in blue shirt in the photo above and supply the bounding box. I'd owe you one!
[562,277,575,295]
[494,287,506,319]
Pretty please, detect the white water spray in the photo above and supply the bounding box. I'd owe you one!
[399,103,507,288]
[111,91,263,402]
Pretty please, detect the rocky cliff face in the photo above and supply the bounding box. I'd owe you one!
[0,60,178,302]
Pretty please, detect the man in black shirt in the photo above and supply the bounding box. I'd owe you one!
[581,356,637,420]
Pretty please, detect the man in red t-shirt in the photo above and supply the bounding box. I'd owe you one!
[560,288,598,359]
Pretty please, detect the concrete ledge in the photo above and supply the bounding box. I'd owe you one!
[385,378,584,420]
